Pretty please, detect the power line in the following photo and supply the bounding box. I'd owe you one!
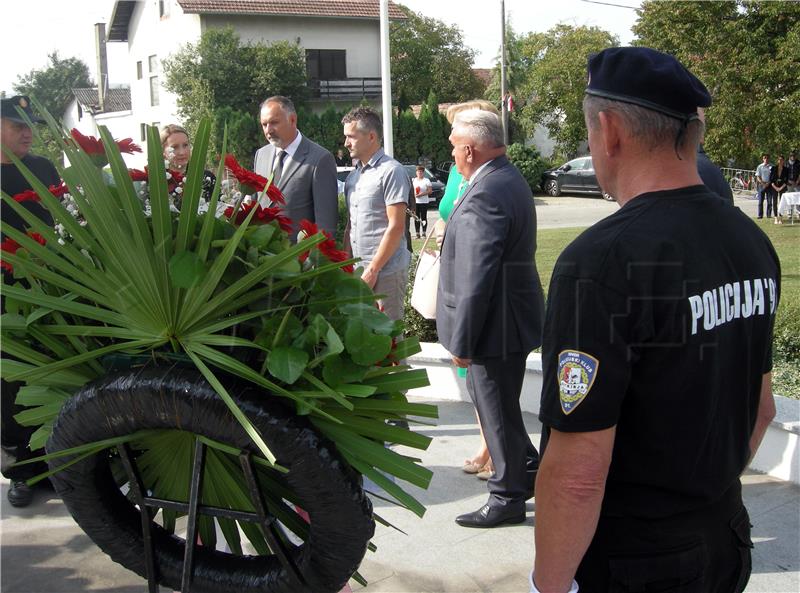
[579,0,639,10]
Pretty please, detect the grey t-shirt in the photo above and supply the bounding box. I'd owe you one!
[345,148,411,274]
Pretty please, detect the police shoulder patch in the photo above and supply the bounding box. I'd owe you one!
[557,350,599,415]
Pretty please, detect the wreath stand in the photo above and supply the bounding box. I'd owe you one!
[47,367,375,593]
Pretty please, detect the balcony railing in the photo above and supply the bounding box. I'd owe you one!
[307,78,382,100]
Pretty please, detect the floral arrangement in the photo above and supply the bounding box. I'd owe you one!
[1,118,435,569]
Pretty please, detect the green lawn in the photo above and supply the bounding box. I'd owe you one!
[410,220,799,398]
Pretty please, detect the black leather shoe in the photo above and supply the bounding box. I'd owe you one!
[8,480,34,507]
[455,503,526,528]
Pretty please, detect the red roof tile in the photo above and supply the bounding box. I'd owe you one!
[177,0,407,19]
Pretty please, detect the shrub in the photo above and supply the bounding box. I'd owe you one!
[507,143,549,193]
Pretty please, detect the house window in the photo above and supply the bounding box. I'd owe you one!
[136,61,143,80]
[150,76,160,106]
[140,123,147,142]
[305,50,346,80]
[159,0,170,17]
[148,54,158,73]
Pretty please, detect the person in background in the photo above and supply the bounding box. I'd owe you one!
[434,99,501,481]
[341,107,411,322]
[769,155,788,224]
[254,96,338,240]
[334,148,349,167]
[1,95,59,508]
[696,108,733,202]
[532,47,778,593]
[438,109,544,528]
[755,153,772,218]
[412,165,432,238]
[786,151,799,192]
[160,124,216,205]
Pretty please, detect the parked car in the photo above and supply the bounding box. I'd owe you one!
[401,164,445,202]
[336,166,354,195]
[540,156,613,200]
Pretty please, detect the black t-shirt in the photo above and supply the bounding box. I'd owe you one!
[1,153,59,237]
[539,185,780,518]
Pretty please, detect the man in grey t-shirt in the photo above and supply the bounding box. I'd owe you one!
[341,107,411,321]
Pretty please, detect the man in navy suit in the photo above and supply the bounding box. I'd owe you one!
[254,96,338,240]
[436,109,545,528]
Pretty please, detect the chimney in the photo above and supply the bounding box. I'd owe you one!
[95,23,109,112]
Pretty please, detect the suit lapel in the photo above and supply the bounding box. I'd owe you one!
[448,156,507,223]
[277,136,308,190]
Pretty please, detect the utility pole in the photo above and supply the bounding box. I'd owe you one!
[380,0,394,157]
[500,0,508,145]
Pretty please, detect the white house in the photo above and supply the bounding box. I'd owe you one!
[62,87,143,167]
[106,0,406,145]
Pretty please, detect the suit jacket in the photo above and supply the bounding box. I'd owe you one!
[436,156,545,359]
[253,135,338,239]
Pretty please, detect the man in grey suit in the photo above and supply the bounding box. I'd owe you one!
[436,109,545,528]
[254,96,338,240]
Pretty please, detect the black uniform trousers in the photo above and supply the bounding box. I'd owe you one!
[576,481,753,593]
[466,353,539,510]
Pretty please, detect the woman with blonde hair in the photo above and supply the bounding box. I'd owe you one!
[159,124,216,207]
[434,99,500,481]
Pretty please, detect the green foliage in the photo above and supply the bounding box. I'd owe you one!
[633,0,800,168]
[1,115,438,557]
[212,107,261,163]
[393,109,421,164]
[417,92,452,168]
[163,27,307,155]
[506,143,549,193]
[513,25,618,159]
[390,9,485,104]
[13,52,93,116]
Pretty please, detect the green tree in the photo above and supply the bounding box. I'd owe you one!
[163,27,307,154]
[633,0,800,167]
[213,107,261,164]
[13,52,93,162]
[390,9,485,104]
[14,52,93,116]
[393,108,421,163]
[417,92,451,168]
[514,25,618,159]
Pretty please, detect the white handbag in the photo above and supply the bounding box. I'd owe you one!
[410,229,440,319]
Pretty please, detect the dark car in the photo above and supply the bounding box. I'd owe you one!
[402,165,445,202]
[540,156,612,200]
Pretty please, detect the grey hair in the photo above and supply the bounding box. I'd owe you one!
[260,95,296,115]
[452,109,505,148]
[583,95,704,153]
[341,106,383,138]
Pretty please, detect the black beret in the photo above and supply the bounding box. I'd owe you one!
[1,95,45,124]
[586,47,711,121]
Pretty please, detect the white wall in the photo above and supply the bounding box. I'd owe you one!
[203,15,381,79]
[124,0,202,136]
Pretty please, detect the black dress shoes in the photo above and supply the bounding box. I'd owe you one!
[8,480,34,507]
[455,503,526,528]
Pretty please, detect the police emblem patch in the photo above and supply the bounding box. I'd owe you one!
[557,350,599,415]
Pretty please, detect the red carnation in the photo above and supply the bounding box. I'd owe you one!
[12,190,40,203]
[49,184,69,198]
[224,154,270,197]
[116,138,142,154]
[70,129,104,154]
[128,169,148,182]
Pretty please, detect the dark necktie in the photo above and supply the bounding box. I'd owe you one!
[272,150,287,188]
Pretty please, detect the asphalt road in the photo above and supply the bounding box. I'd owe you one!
[423,191,760,232]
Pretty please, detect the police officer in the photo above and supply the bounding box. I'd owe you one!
[1,95,59,507]
[531,48,780,592]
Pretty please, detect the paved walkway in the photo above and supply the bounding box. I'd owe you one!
[2,398,798,592]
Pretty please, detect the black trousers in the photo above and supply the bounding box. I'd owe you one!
[576,482,753,593]
[759,188,778,217]
[414,202,429,236]
[467,354,538,510]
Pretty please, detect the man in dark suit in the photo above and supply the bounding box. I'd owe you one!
[254,96,338,240]
[436,109,545,528]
